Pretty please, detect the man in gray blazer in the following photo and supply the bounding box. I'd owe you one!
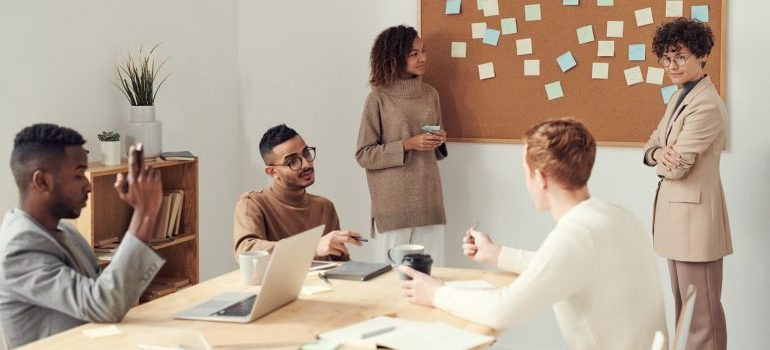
[0,124,165,348]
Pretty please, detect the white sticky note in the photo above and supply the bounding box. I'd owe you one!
[635,8,654,27]
[471,22,487,39]
[516,38,533,55]
[501,18,518,35]
[597,0,613,6]
[592,62,609,79]
[646,67,665,85]
[607,21,624,38]
[301,285,333,295]
[666,1,684,17]
[597,40,615,57]
[564,0,580,6]
[477,0,484,10]
[451,42,467,58]
[83,325,123,338]
[478,62,495,80]
[524,59,540,76]
[525,4,542,21]
[545,81,564,100]
[624,66,644,85]
[483,0,500,17]
[576,25,595,44]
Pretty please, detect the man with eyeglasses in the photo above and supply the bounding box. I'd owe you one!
[233,124,363,260]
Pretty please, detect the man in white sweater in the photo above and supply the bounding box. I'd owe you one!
[401,119,667,350]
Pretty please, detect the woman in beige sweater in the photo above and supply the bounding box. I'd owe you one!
[355,25,448,265]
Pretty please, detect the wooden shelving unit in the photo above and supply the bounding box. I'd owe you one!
[71,158,199,302]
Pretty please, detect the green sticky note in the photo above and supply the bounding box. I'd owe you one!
[446,0,461,15]
[576,25,594,44]
[501,18,517,34]
[692,5,709,22]
[525,4,541,21]
[597,0,613,6]
[545,81,564,100]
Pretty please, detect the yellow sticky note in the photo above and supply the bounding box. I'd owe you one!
[516,38,533,55]
[635,8,654,27]
[524,60,540,76]
[597,40,615,57]
[478,62,495,80]
[624,66,644,85]
[451,42,467,58]
[646,67,665,85]
[471,22,487,39]
[592,62,609,79]
[483,0,500,17]
[666,1,684,17]
[607,21,623,38]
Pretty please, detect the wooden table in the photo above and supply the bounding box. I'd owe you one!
[19,267,515,349]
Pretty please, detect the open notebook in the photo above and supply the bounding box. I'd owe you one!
[321,261,391,281]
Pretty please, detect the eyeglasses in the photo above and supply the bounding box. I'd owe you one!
[658,53,692,67]
[269,146,316,171]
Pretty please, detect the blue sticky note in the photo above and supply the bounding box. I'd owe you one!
[661,85,678,104]
[628,44,646,61]
[556,51,577,72]
[482,28,501,46]
[446,0,461,15]
[691,5,709,22]
[563,0,579,5]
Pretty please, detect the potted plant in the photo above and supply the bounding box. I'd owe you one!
[97,131,122,166]
[113,44,169,158]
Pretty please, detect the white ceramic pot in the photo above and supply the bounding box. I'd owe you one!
[126,120,162,158]
[100,141,122,166]
[130,105,156,122]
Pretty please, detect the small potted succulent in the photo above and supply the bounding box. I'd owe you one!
[97,131,121,166]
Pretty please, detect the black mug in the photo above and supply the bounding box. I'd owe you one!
[400,253,433,280]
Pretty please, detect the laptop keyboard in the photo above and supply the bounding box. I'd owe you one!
[211,294,257,317]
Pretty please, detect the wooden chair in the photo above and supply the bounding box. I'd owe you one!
[671,284,697,350]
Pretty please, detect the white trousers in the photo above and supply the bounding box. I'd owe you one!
[374,225,445,267]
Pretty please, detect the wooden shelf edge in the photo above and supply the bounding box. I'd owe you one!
[150,233,197,250]
[86,158,196,177]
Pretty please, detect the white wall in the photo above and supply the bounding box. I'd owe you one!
[0,0,241,280]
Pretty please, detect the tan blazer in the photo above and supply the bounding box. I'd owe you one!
[642,76,732,262]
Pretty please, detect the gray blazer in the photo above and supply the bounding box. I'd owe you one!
[0,209,165,348]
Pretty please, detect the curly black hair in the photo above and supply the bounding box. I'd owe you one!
[10,123,86,192]
[652,18,714,67]
[369,25,419,87]
[259,124,298,163]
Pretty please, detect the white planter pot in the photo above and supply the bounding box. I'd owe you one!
[127,120,162,158]
[130,106,156,122]
[100,141,122,166]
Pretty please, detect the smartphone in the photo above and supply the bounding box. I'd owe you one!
[123,144,144,193]
[421,125,441,133]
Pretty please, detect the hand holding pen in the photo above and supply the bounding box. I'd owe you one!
[463,222,502,266]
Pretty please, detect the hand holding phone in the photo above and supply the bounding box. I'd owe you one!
[421,125,441,133]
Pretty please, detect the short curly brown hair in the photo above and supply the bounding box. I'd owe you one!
[369,25,418,87]
[652,18,714,67]
[523,118,596,190]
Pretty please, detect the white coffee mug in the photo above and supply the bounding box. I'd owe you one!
[239,251,270,285]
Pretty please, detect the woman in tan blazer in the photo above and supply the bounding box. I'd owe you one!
[642,18,731,350]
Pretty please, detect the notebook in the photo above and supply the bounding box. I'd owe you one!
[322,261,391,281]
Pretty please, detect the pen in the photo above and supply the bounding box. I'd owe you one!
[352,236,369,243]
[318,272,331,285]
[361,326,397,339]
[467,221,479,237]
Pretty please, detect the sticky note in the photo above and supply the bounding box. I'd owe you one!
[482,28,501,46]
[597,0,613,6]
[472,22,487,39]
[577,25,595,44]
[628,44,646,61]
[477,0,484,10]
[624,66,644,85]
[557,51,577,72]
[501,18,518,34]
[607,21,623,37]
[83,325,123,338]
[516,38,533,55]
[545,81,564,100]
[478,62,495,80]
[692,5,709,22]
[661,85,678,104]
[446,0,461,15]
[525,4,541,21]
[301,285,333,295]
[635,8,654,27]
[483,0,499,17]
[524,59,540,76]
[647,67,665,85]
[592,62,609,79]
[564,0,579,5]
[598,40,615,57]
[451,42,467,58]
[666,1,683,17]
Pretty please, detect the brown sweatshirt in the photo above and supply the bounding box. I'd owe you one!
[355,76,447,233]
[233,184,340,259]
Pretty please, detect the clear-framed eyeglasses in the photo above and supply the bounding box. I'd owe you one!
[269,146,316,171]
[658,53,692,67]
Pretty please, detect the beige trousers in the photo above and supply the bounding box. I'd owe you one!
[668,259,727,350]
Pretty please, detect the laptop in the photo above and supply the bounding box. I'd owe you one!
[173,225,323,323]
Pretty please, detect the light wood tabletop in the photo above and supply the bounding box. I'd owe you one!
[18,267,516,349]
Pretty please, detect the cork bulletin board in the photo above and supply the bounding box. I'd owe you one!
[419,0,726,146]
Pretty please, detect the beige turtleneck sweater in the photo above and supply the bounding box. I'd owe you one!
[233,184,340,258]
[355,77,447,233]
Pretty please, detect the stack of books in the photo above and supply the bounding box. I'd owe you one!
[140,276,192,302]
[152,189,185,242]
